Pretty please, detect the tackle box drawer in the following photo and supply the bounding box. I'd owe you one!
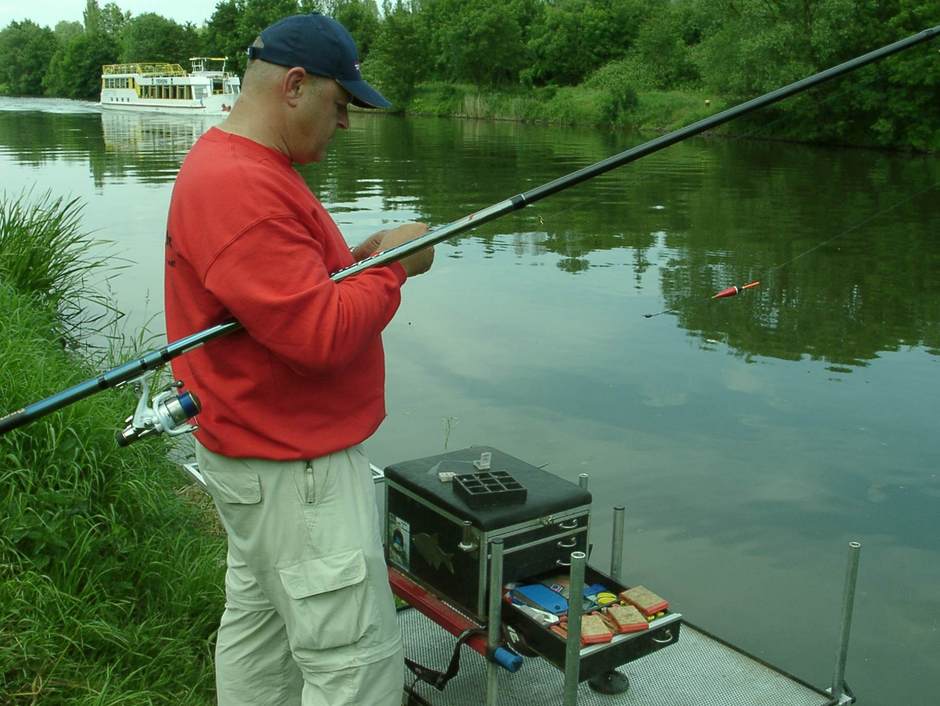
[504,564,681,681]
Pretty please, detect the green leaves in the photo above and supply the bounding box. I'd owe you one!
[118,13,200,67]
[0,21,58,96]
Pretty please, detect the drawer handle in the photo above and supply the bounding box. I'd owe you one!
[652,629,674,645]
[556,537,577,549]
[557,519,579,530]
[555,558,571,567]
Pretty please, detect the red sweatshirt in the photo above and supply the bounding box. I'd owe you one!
[164,128,406,460]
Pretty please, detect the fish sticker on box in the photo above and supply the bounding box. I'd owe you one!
[413,532,455,574]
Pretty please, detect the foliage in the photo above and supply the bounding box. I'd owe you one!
[0,21,58,96]
[119,13,201,66]
[53,21,84,46]
[0,192,223,704]
[80,0,131,38]
[523,0,653,86]
[584,60,640,124]
[83,0,102,34]
[333,0,380,59]
[0,192,113,345]
[688,0,940,148]
[43,31,119,100]
[201,0,242,60]
[362,1,429,110]
[628,4,699,89]
[202,0,310,75]
[417,0,531,85]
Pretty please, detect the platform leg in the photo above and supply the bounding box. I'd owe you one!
[588,670,630,694]
[562,550,587,706]
[610,505,625,583]
[830,541,861,703]
[485,538,505,706]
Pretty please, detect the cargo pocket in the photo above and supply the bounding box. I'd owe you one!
[278,548,374,651]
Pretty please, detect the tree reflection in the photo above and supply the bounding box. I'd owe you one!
[2,107,937,367]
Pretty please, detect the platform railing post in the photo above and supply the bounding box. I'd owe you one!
[611,505,625,583]
[563,550,587,706]
[486,538,505,706]
[830,541,861,703]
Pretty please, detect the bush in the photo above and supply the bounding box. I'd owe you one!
[586,60,640,124]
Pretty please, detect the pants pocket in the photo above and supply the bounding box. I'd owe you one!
[204,470,262,505]
[277,548,375,651]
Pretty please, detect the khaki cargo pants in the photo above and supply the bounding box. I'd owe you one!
[196,441,404,706]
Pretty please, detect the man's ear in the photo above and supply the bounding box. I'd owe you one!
[284,67,306,103]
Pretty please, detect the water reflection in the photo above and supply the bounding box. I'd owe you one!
[0,103,220,188]
[1,106,937,370]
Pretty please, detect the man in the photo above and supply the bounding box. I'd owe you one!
[164,13,433,706]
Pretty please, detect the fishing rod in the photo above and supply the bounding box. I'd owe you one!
[1,24,938,439]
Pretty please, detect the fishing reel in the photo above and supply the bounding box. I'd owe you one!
[116,372,201,447]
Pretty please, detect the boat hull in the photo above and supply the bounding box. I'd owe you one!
[99,97,235,116]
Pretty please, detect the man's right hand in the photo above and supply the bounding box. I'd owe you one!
[379,223,434,277]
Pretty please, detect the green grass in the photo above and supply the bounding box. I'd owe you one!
[405,80,730,136]
[408,82,617,126]
[632,90,730,132]
[0,193,223,704]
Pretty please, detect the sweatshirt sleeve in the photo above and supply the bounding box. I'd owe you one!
[202,216,405,374]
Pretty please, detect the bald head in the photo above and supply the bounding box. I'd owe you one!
[241,38,293,98]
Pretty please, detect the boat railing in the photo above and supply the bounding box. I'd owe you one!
[189,57,229,75]
[103,63,187,77]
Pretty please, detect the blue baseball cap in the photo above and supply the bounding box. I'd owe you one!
[247,13,390,109]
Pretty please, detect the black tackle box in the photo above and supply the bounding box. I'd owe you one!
[385,446,592,622]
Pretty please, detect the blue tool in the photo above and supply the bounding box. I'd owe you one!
[511,584,568,615]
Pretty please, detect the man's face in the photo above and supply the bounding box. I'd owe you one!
[291,75,350,164]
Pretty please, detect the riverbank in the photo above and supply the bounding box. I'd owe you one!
[393,82,938,152]
[405,82,723,134]
[0,193,219,704]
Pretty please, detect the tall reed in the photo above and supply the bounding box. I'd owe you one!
[0,190,120,348]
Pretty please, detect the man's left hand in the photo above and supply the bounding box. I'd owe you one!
[350,231,386,261]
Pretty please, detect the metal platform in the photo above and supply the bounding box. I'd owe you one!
[400,608,838,706]
[179,460,856,706]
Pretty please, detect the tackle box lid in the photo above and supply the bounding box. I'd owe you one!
[384,446,591,530]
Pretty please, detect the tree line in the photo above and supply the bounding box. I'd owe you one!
[1,0,937,149]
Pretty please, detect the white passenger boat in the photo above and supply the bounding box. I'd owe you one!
[99,57,240,115]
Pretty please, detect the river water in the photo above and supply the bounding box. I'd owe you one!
[1,97,938,706]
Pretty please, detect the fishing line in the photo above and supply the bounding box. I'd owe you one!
[762,181,938,275]
[642,180,939,319]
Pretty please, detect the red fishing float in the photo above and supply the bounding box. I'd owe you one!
[711,281,761,300]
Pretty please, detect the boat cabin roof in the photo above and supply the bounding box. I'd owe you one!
[102,62,186,77]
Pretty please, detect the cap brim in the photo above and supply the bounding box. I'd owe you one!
[338,78,391,109]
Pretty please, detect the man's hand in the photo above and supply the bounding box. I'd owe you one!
[350,231,386,261]
[377,223,434,277]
